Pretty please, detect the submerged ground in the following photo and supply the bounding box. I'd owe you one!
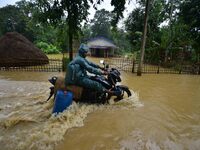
[0,60,200,150]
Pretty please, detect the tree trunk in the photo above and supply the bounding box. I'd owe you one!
[68,21,73,61]
[137,0,151,76]
[69,31,73,61]
[165,0,174,62]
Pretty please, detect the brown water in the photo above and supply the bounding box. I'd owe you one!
[0,69,200,150]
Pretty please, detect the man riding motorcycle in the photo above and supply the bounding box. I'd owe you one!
[65,43,114,95]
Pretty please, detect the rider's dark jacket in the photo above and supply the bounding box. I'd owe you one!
[65,53,105,92]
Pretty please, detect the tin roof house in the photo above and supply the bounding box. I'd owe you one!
[87,37,117,57]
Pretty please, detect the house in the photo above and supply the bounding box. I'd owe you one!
[87,37,117,57]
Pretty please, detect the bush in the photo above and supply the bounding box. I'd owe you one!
[35,41,60,54]
[124,52,137,60]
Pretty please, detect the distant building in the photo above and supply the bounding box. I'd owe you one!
[87,37,117,57]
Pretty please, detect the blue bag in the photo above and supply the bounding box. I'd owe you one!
[52,90,73,114]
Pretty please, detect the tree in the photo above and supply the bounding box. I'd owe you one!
[125,0,166,50]
[125,8,144,50]
[90,9,112,38]
[111,28,133,55]
[35,0,90,60]
[110,0,126,26]
[55,22,69,52]
[80,23,92,42]
[0,1,38,41]
[0,5,28,36]
[24,0,131,60]
[137,0,151,76]
[179,0,200,62]
[34,0,132,60]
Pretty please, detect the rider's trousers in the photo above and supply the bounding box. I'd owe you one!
[76,77,104,92]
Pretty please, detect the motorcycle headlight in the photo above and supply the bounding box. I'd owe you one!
[48,76,57,85]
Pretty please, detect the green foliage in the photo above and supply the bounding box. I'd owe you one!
[123,0,200,64]
[0,1,39,41]
[125,0,166,49]
[1,0,199,65]
[124,52,137,60]
[111,28,133,54]
[35,41,60,54]
[179,0,200,37]
[81,24,92,42]
[0,5,19,34]
[55,23,69,52]
[80,8,133,55]
[125,8,144,51]
[110,0,126,26]
[0,5,28,38]
[34,0,92,60]
[179,0,200,62]
[90,9,112,38]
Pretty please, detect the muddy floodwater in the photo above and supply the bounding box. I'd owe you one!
[0,69,200,150]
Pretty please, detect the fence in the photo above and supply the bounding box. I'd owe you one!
[106,57,200,75]
[1,57,200,75]
[0,59,62,72]
[105,57,134,72]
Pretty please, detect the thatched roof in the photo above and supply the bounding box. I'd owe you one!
[87,37,117,49]
[0,32,49,67]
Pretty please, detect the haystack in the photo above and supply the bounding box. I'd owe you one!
[0,32,49,67]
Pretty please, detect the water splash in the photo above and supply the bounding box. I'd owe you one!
[6,102,100,150]
[110,90,144,108]
[0,79,143,150]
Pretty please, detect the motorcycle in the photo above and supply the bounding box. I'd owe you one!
[47,60,132,104]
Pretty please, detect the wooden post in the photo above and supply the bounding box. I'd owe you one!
[179,64,182,74]
[157,60,160,74]
[132,60,135,73]
[68,19,73,61]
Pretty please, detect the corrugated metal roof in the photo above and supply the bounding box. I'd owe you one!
[87,37,117,49]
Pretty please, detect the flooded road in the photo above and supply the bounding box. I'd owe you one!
[57,73,200,150]
[0,70,200,150]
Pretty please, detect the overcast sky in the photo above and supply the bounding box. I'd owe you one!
[0,0,18,7]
